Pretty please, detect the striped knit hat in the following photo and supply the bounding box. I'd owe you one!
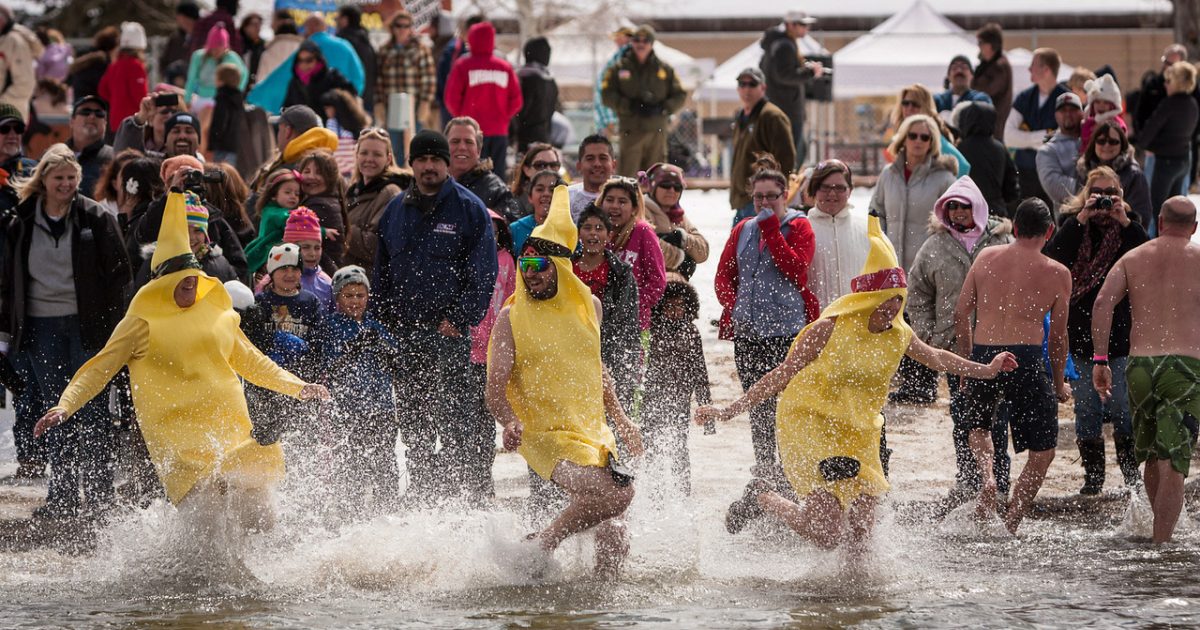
[184,192,208,234]
[283,207,322,243]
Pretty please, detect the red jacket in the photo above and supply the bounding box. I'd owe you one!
[98,54,148,133]
[444,22,523,136]
[715,212,821,340]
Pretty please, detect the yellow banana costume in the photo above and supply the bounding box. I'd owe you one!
[53,191,307,504]
[776,216,912,509]
[492,185,618,479]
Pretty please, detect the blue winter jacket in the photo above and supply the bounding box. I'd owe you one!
[316,312,399,415]
[372,178,498,333]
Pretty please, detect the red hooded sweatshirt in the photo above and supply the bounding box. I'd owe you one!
[444,22,523,136]
[98,54,148,133]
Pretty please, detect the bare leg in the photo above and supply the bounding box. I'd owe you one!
[1004,449,1055,534]
[538,461,634,556]
[1150,459,1185,544]
[593,519,629,580]
[843,495,878,556]
[1144,459,1160,510]
[968,428,997,519]
[758,489,844,549]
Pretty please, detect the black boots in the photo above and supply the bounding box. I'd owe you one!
[1078,438,1106,495]
[1114,434,1142,487]
[725,478,771,534]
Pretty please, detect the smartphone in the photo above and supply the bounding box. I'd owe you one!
[155,93,181,108]
[818,456,861,482]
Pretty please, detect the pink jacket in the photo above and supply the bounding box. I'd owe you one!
[609,221,667,330]
[471,249,516,363]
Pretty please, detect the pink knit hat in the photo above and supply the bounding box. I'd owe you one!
[283,207,322,243]
[205,24,230,52]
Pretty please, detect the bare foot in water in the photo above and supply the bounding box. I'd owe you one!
[976,480,997,521]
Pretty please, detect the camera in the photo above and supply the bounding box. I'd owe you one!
[1096,196,1114,211]
[182,168,225,194]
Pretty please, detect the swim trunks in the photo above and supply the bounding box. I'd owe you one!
[960,344,1059,453]
[1126,355,1200,476]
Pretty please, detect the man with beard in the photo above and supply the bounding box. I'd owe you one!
[65,95,113,197]
[113,91,183,157]
[445,116,522,221]
[1037,93,1085,213]
[487,185,644,580]
[373,130,498,505]
[566,134,617,220]
[162,111,202,159]
[934,55,992,121]
[0,103,35,215]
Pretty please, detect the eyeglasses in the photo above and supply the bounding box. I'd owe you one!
[752,192,783,203]
[518,256,552,273]
[531,160,560,170]
[657,182,684,192]
[74,108,107,119]
[1089,187,1120,197]
[0,123,24,135]
[907,132,932,142]
[818,184,849,194]
[1094,136,1122,147]
[738,80,760,88]
[944,200,972,211]
[900,99,920,109]
[631,37,651,44]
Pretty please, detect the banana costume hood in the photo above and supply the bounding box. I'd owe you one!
[54,191,308,504]
[776,215,913,509]
[493,186,617,479]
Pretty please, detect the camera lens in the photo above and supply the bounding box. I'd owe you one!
[1097,196,1113,210]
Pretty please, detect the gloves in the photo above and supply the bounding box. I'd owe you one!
[268,331,309,366]
[658,228,684,249]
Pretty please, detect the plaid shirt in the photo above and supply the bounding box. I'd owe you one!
[376,40,437,108]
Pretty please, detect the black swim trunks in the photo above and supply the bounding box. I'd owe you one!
[960,344,1059,453]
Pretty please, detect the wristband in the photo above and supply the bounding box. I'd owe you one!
[1093,354,1109,365]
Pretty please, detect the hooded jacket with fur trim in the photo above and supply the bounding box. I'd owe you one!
[869,152,958,269]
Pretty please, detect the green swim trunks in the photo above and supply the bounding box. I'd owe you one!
[1126,355,1200,476]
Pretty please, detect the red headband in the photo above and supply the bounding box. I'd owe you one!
[851,267,907,293]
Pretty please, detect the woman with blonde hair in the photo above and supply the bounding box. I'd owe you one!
[870,114,958,270]
[0,144,132,514]
[888,83,970,176]
[344,128,410,274]
[1133,60,1200,219]
[1045,165,1148,494]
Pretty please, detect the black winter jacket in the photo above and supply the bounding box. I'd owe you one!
[513,62,558,152]
[130,195,248,279]
[0,194,132,350]
[282,42,358,119]
[457,164,523,223]
[956,102,1019,216]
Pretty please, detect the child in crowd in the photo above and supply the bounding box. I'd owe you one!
[247,244,325,445]
[321,89,370,178]
[465,210,515,504]
[297,149,348,273]
[642,279,712,495]
[202,63,250,168]
[134,192,240,287]
[281,208,333,310]
[244,168,302,277]
[317,266,401,515]
[1080,74,1125,149]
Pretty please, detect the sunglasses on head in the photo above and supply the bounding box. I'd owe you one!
[518,256,552,273]
[657,182,684,192]
[944,200,972,211]
[531,160,560,170]
[74,108,106,119]
[358,127,390,139]
[907,131,932,142]
[0,123,24,135]
[738,80,760,88]
[1094,136,1122,147]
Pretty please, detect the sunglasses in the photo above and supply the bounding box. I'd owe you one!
[1089,187,1120,197]
[907,132,932,142]
[944,200,972,211]
[631,37,651,44]
[900,99,920,109]
[392,23,413,30]
[296,55,317,64]
[531,160,560,170]
[607,175,639,186]
[738,80,760,88]
[74,108,107,119]
[657,182,684,192]
[518,256,552,273]
[0,123,24,135]
[358,127,390,140]
[1094,136,1122,147]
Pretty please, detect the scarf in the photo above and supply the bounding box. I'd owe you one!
[296,62,323,85]
[1070,216,1124,303]
[665,204,685,224]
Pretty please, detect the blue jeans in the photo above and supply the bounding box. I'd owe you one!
[1070,355,1131,440]
[1150,154,1190,229]
[21,315,113,516]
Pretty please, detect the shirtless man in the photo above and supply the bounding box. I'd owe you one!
[954,198,1072,534]
[1092,196,1200,543]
